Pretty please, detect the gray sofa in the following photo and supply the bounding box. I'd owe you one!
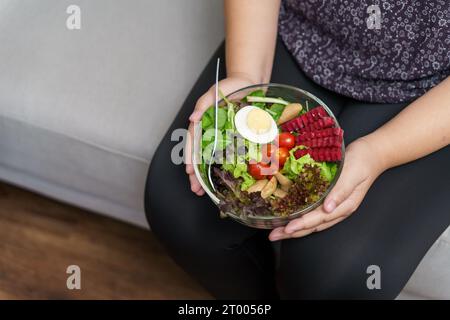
[0,0,448,299]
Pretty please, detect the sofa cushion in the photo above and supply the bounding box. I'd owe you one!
[398,227,450,299]
[0,0,224,226]
[0,114,150,227]
[0,0,223,160]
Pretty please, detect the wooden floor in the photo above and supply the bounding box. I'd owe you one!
[0,182,211,299]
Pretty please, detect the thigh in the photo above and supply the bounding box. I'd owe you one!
[278,101,450,299]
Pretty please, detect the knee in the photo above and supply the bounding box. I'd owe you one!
[144,143,194,245]
[278,239,397,299]
[144,148,169,231]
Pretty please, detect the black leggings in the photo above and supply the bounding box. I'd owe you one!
[145,39,450,299]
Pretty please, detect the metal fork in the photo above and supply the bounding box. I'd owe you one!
[207,58,220,192]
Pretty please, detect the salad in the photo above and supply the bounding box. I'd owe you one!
[199,89,344,218]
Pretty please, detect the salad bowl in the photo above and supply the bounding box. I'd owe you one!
[193,83,345,229]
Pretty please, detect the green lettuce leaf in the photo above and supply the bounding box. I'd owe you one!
[202,106,227,130]
[281,145,339,182]
[318,162,338,182]
[202,129,232,150]
[222,162,256,191]
[282,148,315,180]
[268,103,285,121]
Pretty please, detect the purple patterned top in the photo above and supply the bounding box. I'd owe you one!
[278,0,450,103]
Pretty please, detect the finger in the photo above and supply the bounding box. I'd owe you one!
[284,207,326,234]
[268,227,286,241]
[196,189,205,196]
[272,215,347,241]
[189,90,213,122]
[289,216,347,239]
[185,123,194,172]
[285,198,357,234]
[189,174,203,194]
[324,164,364,213]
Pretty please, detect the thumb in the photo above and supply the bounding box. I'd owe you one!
[189,90,214,122]
[324,167,361,213]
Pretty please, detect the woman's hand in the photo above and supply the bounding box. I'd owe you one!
[269,138,386,241]
[268,76,450,241]
[185,75,258,196]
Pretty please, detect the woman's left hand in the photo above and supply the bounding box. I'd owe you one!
[269,137,385,241]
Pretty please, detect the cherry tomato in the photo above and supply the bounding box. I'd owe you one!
[276,132,296,150]
[248,162,274,180]
[272,147,290,167]
[261,144,275,164]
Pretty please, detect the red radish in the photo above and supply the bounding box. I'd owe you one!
[305,106,327,122]
[294,147,342,162]
[296,128,343,142]
[294,149,309,159]
[302,117,335,131]
[281,113,311,131]
[302,136,342,148]
[280,106,334,132]
[281,105,344,161]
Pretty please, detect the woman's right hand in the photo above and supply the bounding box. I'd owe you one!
[185,75,258,196]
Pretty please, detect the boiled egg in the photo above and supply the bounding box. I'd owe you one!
[234,105,278,144]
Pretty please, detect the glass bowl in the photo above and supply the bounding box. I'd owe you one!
[193,83,345,229]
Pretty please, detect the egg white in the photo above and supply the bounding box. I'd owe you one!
[234,105,278,144]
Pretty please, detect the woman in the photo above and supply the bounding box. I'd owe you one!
[146,0,450,299]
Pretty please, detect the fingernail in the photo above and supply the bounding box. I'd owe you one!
[325,200,336,212]
[270,236,281,241]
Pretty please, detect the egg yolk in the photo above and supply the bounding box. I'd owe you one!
[246,108,271,134]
